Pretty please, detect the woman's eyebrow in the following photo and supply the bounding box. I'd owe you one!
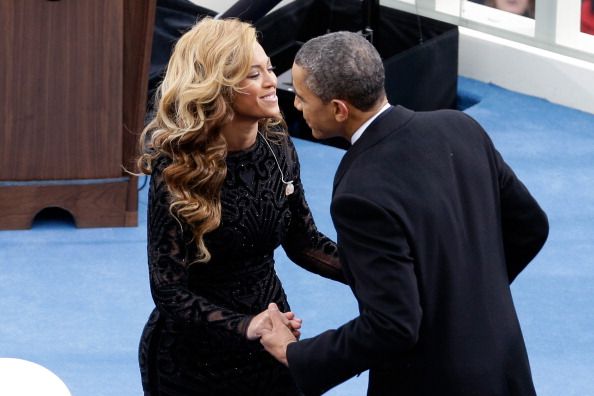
[250,58,272,68]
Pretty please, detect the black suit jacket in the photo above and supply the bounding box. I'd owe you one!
[286,106,549,395]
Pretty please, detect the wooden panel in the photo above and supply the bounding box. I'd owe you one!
[0,0,123,181]
[0,0,155,229]
[122,0,157,218]
[0,180,130,229]
[123,0,156,172]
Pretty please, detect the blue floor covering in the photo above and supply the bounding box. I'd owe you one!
[1,76,593,395]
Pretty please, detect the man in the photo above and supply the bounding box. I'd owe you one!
[260,31,549,395]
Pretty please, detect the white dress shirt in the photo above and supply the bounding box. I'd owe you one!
[350,102,392,145]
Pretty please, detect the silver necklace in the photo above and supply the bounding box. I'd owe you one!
[258,132,294,196]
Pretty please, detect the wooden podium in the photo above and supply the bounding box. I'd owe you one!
[0,0,156,229]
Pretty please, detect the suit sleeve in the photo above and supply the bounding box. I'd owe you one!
[493,148,549,282]
[463,112,549,283]
[287,193,422,395]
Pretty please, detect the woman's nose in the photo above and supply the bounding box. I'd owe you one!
[263,70,277,87]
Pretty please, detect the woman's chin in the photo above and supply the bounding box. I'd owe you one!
[264,107,281,119]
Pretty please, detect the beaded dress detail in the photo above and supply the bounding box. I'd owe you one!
[139,135,344,395]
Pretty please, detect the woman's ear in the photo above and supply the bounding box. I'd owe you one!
[331,99,349,122]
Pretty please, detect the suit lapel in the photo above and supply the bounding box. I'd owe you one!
[333,106,415,194]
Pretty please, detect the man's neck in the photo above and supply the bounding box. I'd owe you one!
[343,97,389,142]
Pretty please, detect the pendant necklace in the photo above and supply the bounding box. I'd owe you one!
[258,131,294,196]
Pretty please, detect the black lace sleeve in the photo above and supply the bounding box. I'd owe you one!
[281,139,346,284]
[146,158,253,337]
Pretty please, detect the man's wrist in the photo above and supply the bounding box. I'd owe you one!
[282,340,297,367]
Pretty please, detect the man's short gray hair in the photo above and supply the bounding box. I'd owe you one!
[294,31,385,111]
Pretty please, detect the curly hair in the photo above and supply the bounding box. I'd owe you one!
[138,17,284,263]
[294,31,385,111]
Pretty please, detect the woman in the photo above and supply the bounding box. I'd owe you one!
[137,18,344,395]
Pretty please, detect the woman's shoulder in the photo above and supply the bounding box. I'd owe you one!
[274,131,297,160]
[281,134,300,176]
[144,154,172,190]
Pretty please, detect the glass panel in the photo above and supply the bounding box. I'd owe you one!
[460,0,535,37]
[436,0,463,16]
[582,0,594,35]
[467,0,535,19]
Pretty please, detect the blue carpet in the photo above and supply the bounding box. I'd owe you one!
[1,77,593,395]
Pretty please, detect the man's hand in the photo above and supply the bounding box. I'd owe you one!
[259,303,298,366]
[246,306,302,341]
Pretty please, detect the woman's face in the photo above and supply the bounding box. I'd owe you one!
[494,0,530,15]
[231,43,280,122]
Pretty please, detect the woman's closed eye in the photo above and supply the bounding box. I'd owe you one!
[247,66,276,79]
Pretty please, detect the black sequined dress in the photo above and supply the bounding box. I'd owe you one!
[138,134,344,396]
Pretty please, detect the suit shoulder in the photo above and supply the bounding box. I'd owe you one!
[414,109,490,140]
[413,108,476,125]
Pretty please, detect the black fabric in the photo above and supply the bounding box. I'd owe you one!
[256,0,459,149]
[147,0,458,149]
[218,0,283,20]
[138,134,343,395]
[147,0,216,109]
[287,106,549,395]
[383,27,458,112]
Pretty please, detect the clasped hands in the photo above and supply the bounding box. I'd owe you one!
[246,303,300,366]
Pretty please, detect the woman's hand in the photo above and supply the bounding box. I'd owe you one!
[246,308,302,340]
[283,311,303,340]
[260,303,299,366]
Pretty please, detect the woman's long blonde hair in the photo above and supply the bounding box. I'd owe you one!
[138,17,283,263]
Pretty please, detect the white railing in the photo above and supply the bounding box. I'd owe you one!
[382,0,594,114]
[382,0,594,64]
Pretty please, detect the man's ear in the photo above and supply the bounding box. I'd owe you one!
[331,99,349,122]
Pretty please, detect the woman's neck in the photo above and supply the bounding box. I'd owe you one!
[220,120,259,152]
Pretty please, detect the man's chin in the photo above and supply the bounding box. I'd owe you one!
[311,129,337,141]
[310,130,323,140]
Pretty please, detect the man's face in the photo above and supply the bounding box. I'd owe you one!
[291,64,342,140]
